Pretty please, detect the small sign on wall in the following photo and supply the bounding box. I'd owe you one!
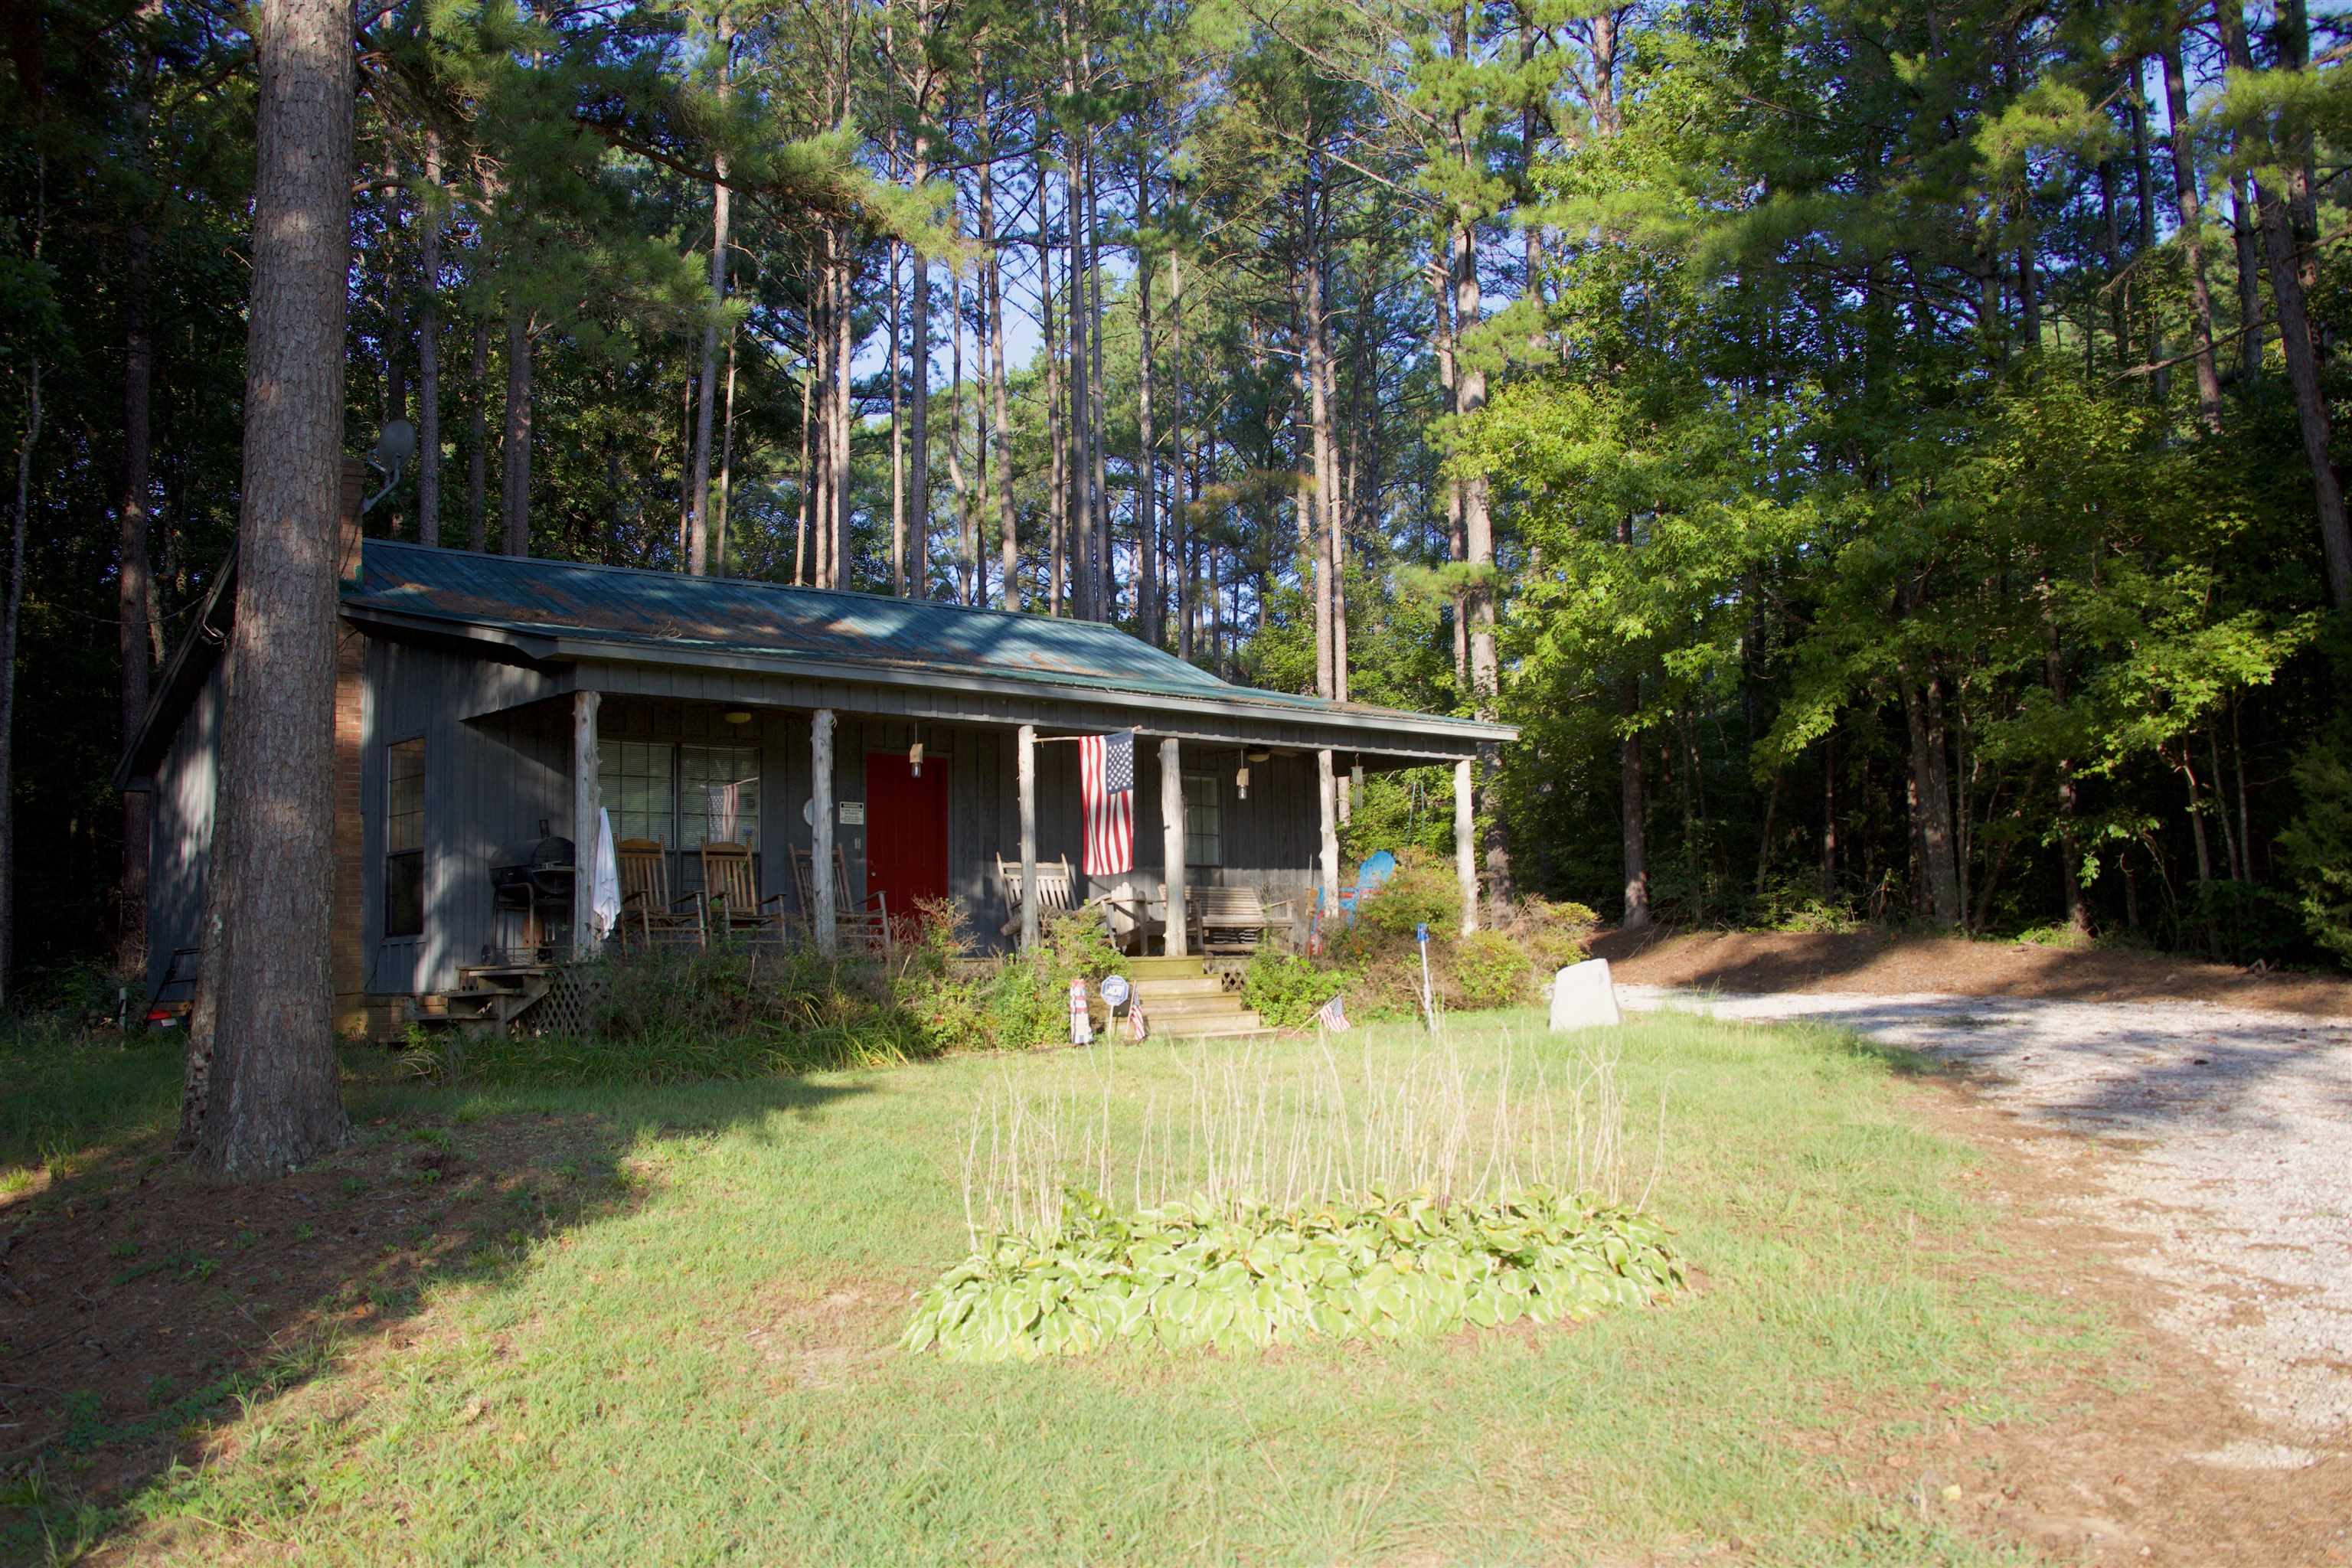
[839,801,866,825]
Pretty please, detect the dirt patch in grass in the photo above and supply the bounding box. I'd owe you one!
[1818,1077,2352,1566]
[1594,926,2352,1018]
[0,1110,640,1545]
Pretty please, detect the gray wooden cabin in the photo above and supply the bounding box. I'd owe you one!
[120,534,1513,1038]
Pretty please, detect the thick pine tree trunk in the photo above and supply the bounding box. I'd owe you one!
[194,0,355,1177]
[2220,2,2350,607]
[1619,676,1650,930]
[2160,31,2224,430]
[908,187,930,594]
[687,20,733,577]
[1055,8,1091,617]
[1304,260,1335,704]
[1040,170,1066,616]
[982,112,1019,611]
[833,235,854,589]
[118,175,157,975]
[467,318,488,550]
[416,131,443,545]
[1169,250,1188,657]
[1085,135,1111,621]
[1135,148,1159,644]
[1902,674,1965,928]
[2230,169,2263,381]
[501,305,531,556]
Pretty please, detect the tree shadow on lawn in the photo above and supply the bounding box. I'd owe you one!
[0,1058,871,1560]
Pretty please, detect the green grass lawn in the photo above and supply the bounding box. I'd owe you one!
[5,1011,2101,1566]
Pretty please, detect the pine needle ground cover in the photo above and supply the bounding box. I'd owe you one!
[10,1013,2104,1566]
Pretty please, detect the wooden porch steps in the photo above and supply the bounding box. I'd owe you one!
[410,965,555,1040]
[1125,956,1269,1040]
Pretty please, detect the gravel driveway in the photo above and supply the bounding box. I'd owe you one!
[1619,984,2352,1455]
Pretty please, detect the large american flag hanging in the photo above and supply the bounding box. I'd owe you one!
[1080,729,1136,877]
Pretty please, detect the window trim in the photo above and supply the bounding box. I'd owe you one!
[1181,771,1224,870]
[383,733,426,940]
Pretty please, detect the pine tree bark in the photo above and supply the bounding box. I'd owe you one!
[195,0,354,1176]
[982,103,1019,610]
[1040,163,1067,616]
[1085,133,1111,621]
[714,325,737,574]
[467,317,488,550]
[1304,258,1335,704]
[832,230,854,588]
[946,265,972,602]
[2230,169,2263,380]
[501,305,531,556]
[906,139,931,594]
[2160,29,2224,430]
[687,16,733,577]
[2220,1,2350,607]
[1057,19,1093,619]
[118,133,158,975]
[1902,668,1965,928]
[416,130,443,544]
[1169,249,1188,656]
[1,264,38,1002]
[1136,147,1159,644]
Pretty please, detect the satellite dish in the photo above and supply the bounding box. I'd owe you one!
[374,419,418,466]
[361,419,418,516]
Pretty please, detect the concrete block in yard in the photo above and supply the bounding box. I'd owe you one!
[1549,958,1622,1031]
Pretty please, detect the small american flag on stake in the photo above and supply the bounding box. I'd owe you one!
[1080,729,1137,877]
[1126,992,1149,1043]
[1316,994,1352,1032]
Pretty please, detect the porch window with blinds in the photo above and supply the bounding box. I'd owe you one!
[596,738,760,851]
[601,740,676,845]
[384,737,425,938]
[1182,773,1223,869]
[681,743,760,849]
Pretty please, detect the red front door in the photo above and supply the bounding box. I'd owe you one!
[864,750,951,929]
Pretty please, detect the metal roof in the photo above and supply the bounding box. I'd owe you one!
[344,541,1514,743]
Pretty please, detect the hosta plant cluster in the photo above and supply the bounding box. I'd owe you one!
[903,1186,1682,1362]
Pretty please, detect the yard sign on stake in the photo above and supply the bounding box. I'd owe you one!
[1416,923,1438,1035]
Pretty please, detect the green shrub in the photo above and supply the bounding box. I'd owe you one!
[2280,731,2352,969]
[1243,947,1351,1028]
[2184,879,2310,966]
[1354,846,1462,937]
[1453,931,1533,1011]
[1507,897,1598,976]
[904,1184,1684,1362]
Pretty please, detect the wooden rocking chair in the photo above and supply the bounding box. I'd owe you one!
[700,841,791,943]
[616,838,705,949]
[995,854,1078,936]
[790,845,893,956]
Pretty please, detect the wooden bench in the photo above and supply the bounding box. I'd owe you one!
[1187,886,1295,955]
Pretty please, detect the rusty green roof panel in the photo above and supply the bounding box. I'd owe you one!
[345,541,1508,737]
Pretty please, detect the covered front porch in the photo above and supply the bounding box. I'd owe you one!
[541,690,1390,961]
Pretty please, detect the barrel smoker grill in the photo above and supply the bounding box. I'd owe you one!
[487,821,576,963]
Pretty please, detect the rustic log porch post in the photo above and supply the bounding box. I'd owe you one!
[1160,737,1186,957]
[812,707,837,954]
[1316,748,1341,924]
[1018,723,1038,951]
[1455,757,1478,936]
[571,689,599,958]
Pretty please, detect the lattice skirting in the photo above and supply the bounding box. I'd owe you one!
[521,963,609,1038]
